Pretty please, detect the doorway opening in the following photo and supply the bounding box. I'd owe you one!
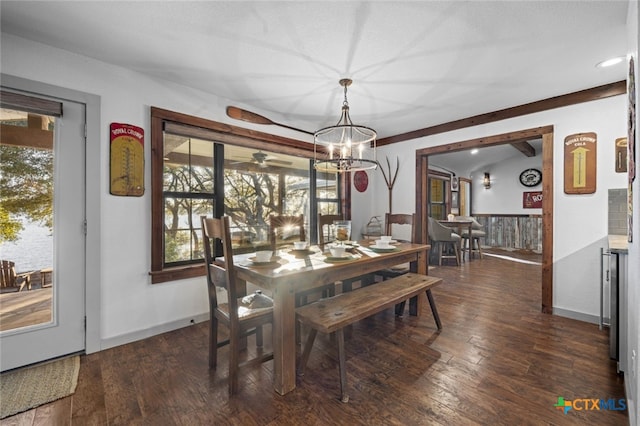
[415,126,554,313]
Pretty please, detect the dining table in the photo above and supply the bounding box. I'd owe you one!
[232,239,430,395]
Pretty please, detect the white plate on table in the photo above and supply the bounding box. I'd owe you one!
[369,245,399,253]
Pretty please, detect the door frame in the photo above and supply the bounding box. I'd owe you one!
[1,74,102,353]
[416,125,554,314]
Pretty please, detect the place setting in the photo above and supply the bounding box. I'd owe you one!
[246,250,282,268]
[287,241,318,258]
[323,245,358,263]
[369,235,400,253]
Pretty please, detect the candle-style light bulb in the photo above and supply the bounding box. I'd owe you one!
[359,143,363,159]
[329,143,334,160]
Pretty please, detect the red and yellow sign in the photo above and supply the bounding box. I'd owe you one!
[110,123,144,196]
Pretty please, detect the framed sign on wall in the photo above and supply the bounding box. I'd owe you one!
[615,137,627,173]
[564,132,597,194]
[523,191,543,209]
[110,123,145,196]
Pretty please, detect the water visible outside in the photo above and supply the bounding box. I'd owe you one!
[0,220,53,273]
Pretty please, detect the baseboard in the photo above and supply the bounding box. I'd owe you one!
[100,312,209,351]
[625,393,635,426]
[553,307,600,325]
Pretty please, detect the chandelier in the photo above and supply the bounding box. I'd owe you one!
[313,79,377,173]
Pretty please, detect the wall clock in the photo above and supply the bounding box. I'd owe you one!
[519,168,542,187]
[353,170,368,192]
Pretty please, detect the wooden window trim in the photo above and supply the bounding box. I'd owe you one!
[149,107,318,284]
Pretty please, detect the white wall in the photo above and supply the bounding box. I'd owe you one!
[1,33,274,347]
[471,155,542,215]
[358,95,628,324]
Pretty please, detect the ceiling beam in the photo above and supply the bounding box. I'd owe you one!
[378,80,626,146]
[511,141,536,157]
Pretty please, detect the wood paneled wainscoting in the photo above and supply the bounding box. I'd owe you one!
[475,214,542,253]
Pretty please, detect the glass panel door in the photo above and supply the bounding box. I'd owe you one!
[0,109,54,331]
[0,97,85,371]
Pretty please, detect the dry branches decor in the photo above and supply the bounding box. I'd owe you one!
[378,156,399,214]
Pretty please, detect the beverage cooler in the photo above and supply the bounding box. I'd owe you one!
[601,245,628,374]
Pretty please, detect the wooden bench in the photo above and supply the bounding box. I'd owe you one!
[295,272,442,402]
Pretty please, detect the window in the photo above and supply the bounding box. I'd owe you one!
[427,170,451,220]
[150,107,342,283]
[162,136,216,266]
[316,171,340,215]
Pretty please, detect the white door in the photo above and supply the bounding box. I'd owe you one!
[0,95,86,371]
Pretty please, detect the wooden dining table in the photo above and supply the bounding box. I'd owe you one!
[232,239,430,395]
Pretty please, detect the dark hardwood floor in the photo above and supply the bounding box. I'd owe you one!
[2,251,628,425]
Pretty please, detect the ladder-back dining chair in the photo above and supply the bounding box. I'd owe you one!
[201,215,274,395]
[271,214,335,344]
[317,214,342,248]
[269,214,305,251]
[374,213,416,315]
[318,213,374,292]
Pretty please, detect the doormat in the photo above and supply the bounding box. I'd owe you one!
[0,355,80,419]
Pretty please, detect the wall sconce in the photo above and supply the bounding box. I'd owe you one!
[483,172,491,189]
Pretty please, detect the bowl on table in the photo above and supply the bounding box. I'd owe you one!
[293,241,308,250]
[372,240,392,249]
[255,250,273,262]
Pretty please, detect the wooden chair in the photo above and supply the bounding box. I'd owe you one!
[378,213,416,276]
[270,214,335,344]
[385,213,416,243]
[456,216,486,259]
[317,214,342,248]
[318,214,371,292]
[374,213,416,316]
[201,216,273,395]
[269,214,305,251]
[0,260,31,293]
[427,216,461,265]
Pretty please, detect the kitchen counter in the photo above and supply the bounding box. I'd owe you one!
[608,235,629,253]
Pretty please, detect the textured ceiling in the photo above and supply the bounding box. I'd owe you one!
[0,1,629,144]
